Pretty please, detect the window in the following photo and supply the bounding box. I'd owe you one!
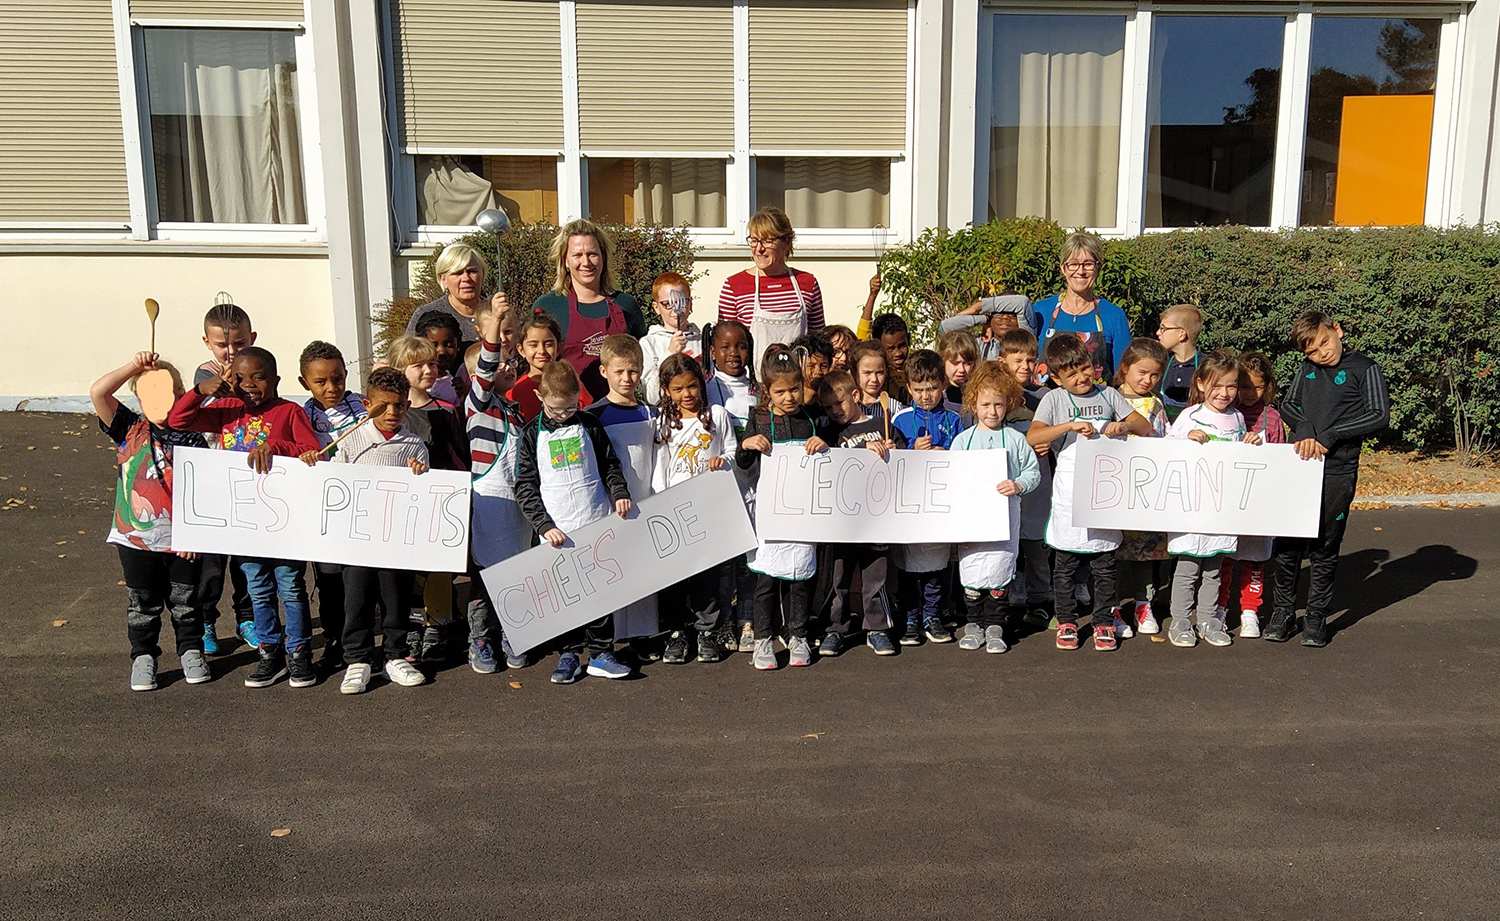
[416,155,558,226]
[141,28,307,224]
[1300,17,1441,227]
[755,157,890,229]
[1146,16,1284,228]
[986,14,1127,229]
[586,158,728,227]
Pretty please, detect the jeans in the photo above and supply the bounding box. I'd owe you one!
[118,546,203,660]
[827,545,893,636]
[753,573,812,641]
[963,587,1008,628]
[1270,470,1358,620]
[342,565,412,665]
[238,557,311,652]
[1171,556,1223,622]
[1052,550,1117,628]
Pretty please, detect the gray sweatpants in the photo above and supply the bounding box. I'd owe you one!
[1171,556,1222,622]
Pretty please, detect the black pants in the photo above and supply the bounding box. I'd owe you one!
[753,573,812,641]
[719,553,756,627]
[828,545,893,636]
[963,588,1008,629]
[1053,549,1118,628]
[663,564,722,635]
[118,545,203,660]
[197,553,253,627]
[342,565,412,665]
[561,616,615,655]
[1270,470,1358,620]
[312,562,344,651]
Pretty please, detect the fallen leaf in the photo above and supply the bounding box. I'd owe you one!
[802,733,822,739]
[26,446,34,451]
[270,828,291,838]
[51,446,59,450]
[54,541,67,545]
[118,580,126,585]
[58,554,66,559]
[1150,636,1166,643]
[508,681,522,689]
[52,620,68,627]
[1373,527,1383,531]
[77,530,85,535]
[19,486,26,492]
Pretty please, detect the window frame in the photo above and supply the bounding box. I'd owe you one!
[581,150,736,236]
[973,1,1465,235]
[124,14,326,243]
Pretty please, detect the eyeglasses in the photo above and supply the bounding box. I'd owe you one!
[1063,261,1099,274]
[747,236,788,247]
[1158,325,1184,334]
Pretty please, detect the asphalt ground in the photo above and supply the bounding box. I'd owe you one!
[1,413,1496,920]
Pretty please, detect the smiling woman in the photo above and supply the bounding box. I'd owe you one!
[405,243,492,344]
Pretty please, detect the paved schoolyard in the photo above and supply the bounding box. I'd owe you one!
[1,412,1495,920]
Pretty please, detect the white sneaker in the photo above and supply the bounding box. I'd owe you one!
[1238,611,1261,639]
[1167,616,1197,647]
[1111,608,1134,639]
[1135,601,1160,635]
[384,659,426,687]
[984,625,1008,654]
[788,636,812,667]
[957,623,984,651]
[341,662,372,695]
[752,637,777,670]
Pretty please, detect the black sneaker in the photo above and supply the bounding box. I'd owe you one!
[663,631,690,665]
[1301,611,1330,647]
[696,631,725,663]
[899,618,923,646]
[319,642,345,674]
[1262,609,1297,643]
[288,647,317,688]
[924,618,954,644]
[244,646,286,689]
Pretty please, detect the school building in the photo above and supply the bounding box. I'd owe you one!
[4,0,1497,406]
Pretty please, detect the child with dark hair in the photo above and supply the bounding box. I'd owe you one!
[1265,312,1388,647]
[415,309,466,405]
[869,312,910,402]
[168,346,322,687]
[704,320,759,652]
[936,329,980,410]
[508,309,570,422]
[1111,338,1171,638]
[824,324,857,371]
[790,331,834,406]
[940,293,1035,362]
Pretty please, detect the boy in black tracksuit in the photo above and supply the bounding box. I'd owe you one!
[1265,311,1389,647]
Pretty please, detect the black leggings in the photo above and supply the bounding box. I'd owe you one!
[118,545,203,660]
[753,574,812,641]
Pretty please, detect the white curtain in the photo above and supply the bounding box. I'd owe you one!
[145,29,306,224]
[632,158,726,227]
[757,157,890,228]
[989,16,1124,229]
[418,156,497,226]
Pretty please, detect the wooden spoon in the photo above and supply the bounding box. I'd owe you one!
[878,392,891,443]
[144,298,160,354]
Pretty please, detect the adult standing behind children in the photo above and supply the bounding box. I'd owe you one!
[530,220,647,404]
[716,206,826,350]
[1032,232,1132,383]
[405,243,508,345]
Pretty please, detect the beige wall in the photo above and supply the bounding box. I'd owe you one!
[3,253,335,404]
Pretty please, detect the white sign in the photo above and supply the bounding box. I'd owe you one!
[481,471,757,654]
[1070,438,1323,537]
[754,447,1011,543]
[170,446,472,571]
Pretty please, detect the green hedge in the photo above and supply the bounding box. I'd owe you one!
[879,219,1500,452]
[373,221,696,356]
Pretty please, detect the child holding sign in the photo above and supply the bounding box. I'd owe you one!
[737,347,829,670]
[515,361,634,685]
[1112,339,1171,637]
[1164,350,1265,648]
[653,353,738,664]
[1216,352,1286,639]
[1027,334,1150,652]
[952,364,1041,654]
[705,320,758,653]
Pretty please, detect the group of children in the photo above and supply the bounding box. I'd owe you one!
[97,276,1387,693]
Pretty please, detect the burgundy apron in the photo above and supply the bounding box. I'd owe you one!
[561,285,627,401]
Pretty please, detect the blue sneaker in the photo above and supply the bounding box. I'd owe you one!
[236,620,260,649]
[550,652,583,685]
[202,625,220,656]
[866,631,898,656]
[585,650,631,679]
[469,638,497,674]
[501,634,528,669]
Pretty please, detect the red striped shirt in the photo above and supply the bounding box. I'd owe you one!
[716,269,825,331]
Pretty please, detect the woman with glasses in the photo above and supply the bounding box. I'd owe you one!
[716,206,826,352]
[1032,232,1133,383]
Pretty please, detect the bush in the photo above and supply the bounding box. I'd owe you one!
[879,219,1500,451]
[372,221,697,356]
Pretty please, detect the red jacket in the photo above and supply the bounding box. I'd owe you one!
[167,391,321,457]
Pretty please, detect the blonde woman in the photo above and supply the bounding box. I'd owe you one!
[530,219,647,401]
[716,206,825,350]
[406,243,506,343]
[1032,231,1133,383]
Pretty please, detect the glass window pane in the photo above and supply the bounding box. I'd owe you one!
[587,158,727,227]
[143,28,306,224]
[1146,16,1283,228]
[755,157,890,229]
[1300,17,1440,227]
[415,155,557,226]
[987,14,1126,228]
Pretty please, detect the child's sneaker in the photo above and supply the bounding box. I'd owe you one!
[1093,624,1118,652]
[866,631,897,656]
[1055,623,1080,650]
[1262,609,1296,643]
[201,625,220,656]
[900,617,923,646]
[340,662,371,695]
[469,638,497,674]
[984,625,1008,654]
[718,625,739,654]
[753,637,777,670]
[180,649,211,684]
[500,634,528,669]
[1238,610,1261,639]
[697,631,726,663]
[1167,616,1197,647]
[663,631,691,665]
[739,621,756,654]
[586,650,631,679]
[1135,601,1160,635]
[245,646,287,688]
[319,642,345,674]
[957,623,984,650]
[130,654,158,692]
[236,620,260,649]
[1022,607,1051,629]
[288,647,317,688]
[924,618,954,644]
[788,637,812,667]
[1198,615,1233,647]
[419,626,446,662]
[1111,608,1134,639]
[384,658,426,687]
[550,652,583,685]
[817,634,843,658]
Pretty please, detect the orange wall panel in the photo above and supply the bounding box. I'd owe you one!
[1333,95,1435,227]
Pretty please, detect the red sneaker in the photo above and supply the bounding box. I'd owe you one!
[1055,623,1080,650]
[1093,624,1118,651]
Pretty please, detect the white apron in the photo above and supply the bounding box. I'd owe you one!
[1167,531,1238,558]
[470,413,530,568]
[896,542,950,574]
[959,493,1022,590]
[536,422,612,532]
[601,414,659,640]
[1007,420,1052,542]
[746,438,817,581]
[749,270,808,351]
[1044,437,1122,553]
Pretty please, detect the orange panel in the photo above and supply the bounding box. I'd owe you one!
[1333,95,1435,227]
